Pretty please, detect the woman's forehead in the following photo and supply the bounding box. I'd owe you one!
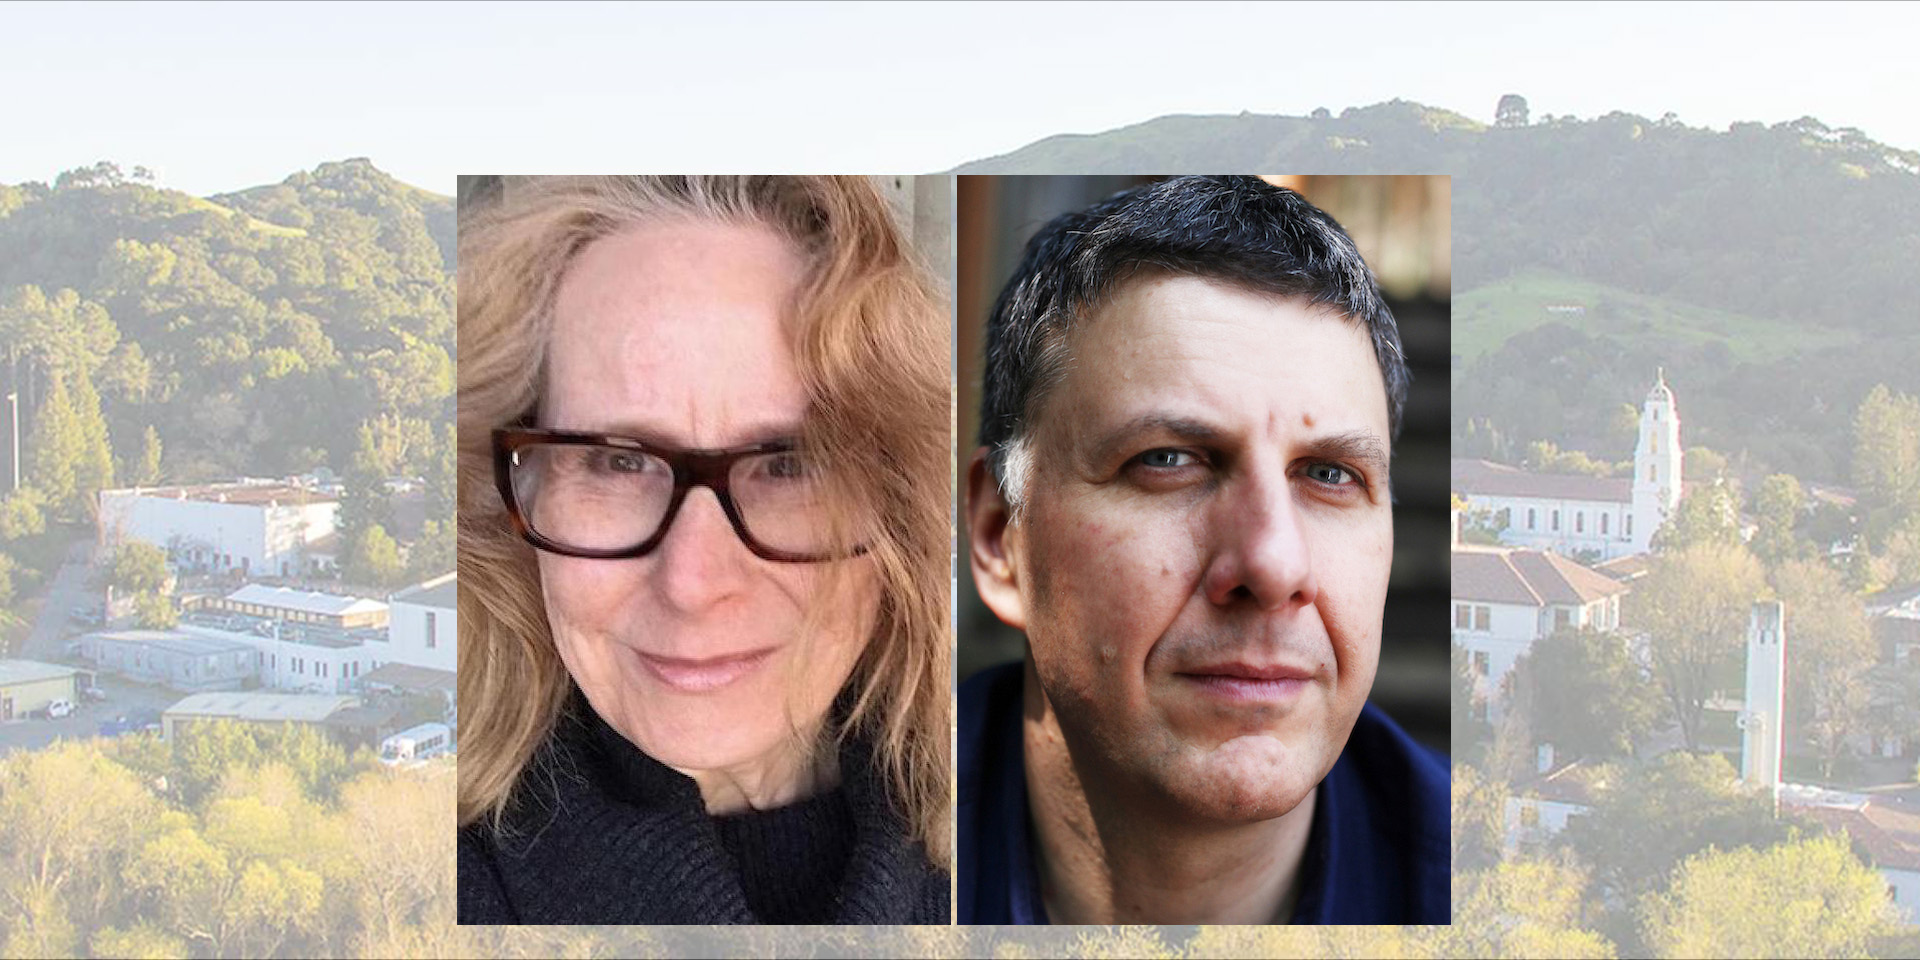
[544,220,810,446]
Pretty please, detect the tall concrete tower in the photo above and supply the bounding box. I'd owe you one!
[1630,369,1683,553]
[1741,600,1787,809]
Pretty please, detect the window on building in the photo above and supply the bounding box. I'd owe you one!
[1455,604,1472,629]
[1551,510,1560,531]
[426,611,438,649]
[320,663,328,678]
[1474,606,1491,631]
[1575,512,1584,533]
[1556,608,1573,629]
[1472,650,1490,677]
[1601,513,1609,536]
[1520,802,1540,829]
[1527,508,1537,530]
[1626,514,1634,537]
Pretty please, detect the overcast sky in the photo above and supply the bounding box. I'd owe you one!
[8,0,1917,196]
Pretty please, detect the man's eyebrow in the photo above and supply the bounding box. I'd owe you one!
[1300,430,1392,475]
[1086,413,1225,461]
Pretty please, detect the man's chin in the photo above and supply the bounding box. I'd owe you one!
[1150,734,1325,824]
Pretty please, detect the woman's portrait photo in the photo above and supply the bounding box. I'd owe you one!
[454,176,953,924]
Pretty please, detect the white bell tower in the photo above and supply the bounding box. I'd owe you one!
[1630,369,1683,554]
[1740,600,1786,811]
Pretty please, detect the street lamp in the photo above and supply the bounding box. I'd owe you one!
[5,390,17,493]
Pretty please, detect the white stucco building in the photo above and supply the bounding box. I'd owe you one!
[379,573,455,675]
[1455,371,1684,560]
[97,479,339,578]
[1451,544,1628,721]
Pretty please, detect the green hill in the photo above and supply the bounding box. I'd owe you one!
[1455,270,1859,366]
[957,99,1920,343]
[0,159,453,486]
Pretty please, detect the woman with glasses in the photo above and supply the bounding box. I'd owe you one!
[456,177,951,923]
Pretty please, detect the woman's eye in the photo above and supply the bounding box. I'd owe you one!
[763,452,815,481]
[1306,463,1355,486]
[1136,449,1196,469]
[590,450,650,474]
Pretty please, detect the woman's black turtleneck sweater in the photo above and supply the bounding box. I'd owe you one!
[457,698,950,924]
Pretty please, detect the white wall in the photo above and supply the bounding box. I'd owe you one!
[1465,492,1636,560]
[99,489,337,577]
[383,596,455,673]
[1885,866,1920,925]
[1454,600,1539,719]
[177,623,373,694]
[1504,796,1588,854]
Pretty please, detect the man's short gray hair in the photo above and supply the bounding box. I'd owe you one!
[978,176,1409,508]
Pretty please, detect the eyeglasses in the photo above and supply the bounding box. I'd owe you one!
[493,427,866,563]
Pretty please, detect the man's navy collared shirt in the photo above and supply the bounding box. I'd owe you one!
[958,661,1451,924]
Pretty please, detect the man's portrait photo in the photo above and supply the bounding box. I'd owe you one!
[956,175,1452,925]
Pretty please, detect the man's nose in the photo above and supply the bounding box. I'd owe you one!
[649,487,752,614]
[1201,474,1318,612]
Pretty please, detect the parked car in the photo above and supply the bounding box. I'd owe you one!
[31,699,75,720]
[98,708,161,737]
[69,606,103,627]
[80,685,108,703]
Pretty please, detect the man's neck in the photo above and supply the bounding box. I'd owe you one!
[1020,659,1317,924]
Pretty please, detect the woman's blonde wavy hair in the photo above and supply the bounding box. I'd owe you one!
[456,176,951,867]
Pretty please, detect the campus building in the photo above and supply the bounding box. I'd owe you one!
[78,629,255,692]
[1450,544,1629,720]
[1454,372,1683,561]
[160,691,360,740]
[97,478,339,578]
[0,660,78,721]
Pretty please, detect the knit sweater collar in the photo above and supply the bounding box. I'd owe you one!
[484,695,941,924]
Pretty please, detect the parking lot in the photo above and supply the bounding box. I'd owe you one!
[0,670,182,754]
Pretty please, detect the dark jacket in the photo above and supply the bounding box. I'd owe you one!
[459,696,950,924]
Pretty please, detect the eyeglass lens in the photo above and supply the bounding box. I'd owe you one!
[508,442,841,556]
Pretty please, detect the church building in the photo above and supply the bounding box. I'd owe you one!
[1455,371,1683,560]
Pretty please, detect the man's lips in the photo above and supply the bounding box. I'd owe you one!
[1175,661,1316,703]
[1178,661,1316,682]
[635,647,778,693]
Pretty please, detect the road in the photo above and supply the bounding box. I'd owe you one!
[0,537,181,755]
[21,537,95,662]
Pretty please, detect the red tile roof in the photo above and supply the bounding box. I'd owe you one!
[1796,802,1920,871]
[1453,458,1631,503]
[1452,546,1627,607]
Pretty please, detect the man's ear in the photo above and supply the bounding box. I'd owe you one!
[967,446,1027,631]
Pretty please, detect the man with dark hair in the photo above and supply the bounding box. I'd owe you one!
[960,176,1449,924]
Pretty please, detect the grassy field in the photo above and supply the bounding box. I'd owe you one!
[185,195,308,237]
[1453,269,1858,365]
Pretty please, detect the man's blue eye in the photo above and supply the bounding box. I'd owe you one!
[1138,449,1195,469]
[1307,463,1353,485]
